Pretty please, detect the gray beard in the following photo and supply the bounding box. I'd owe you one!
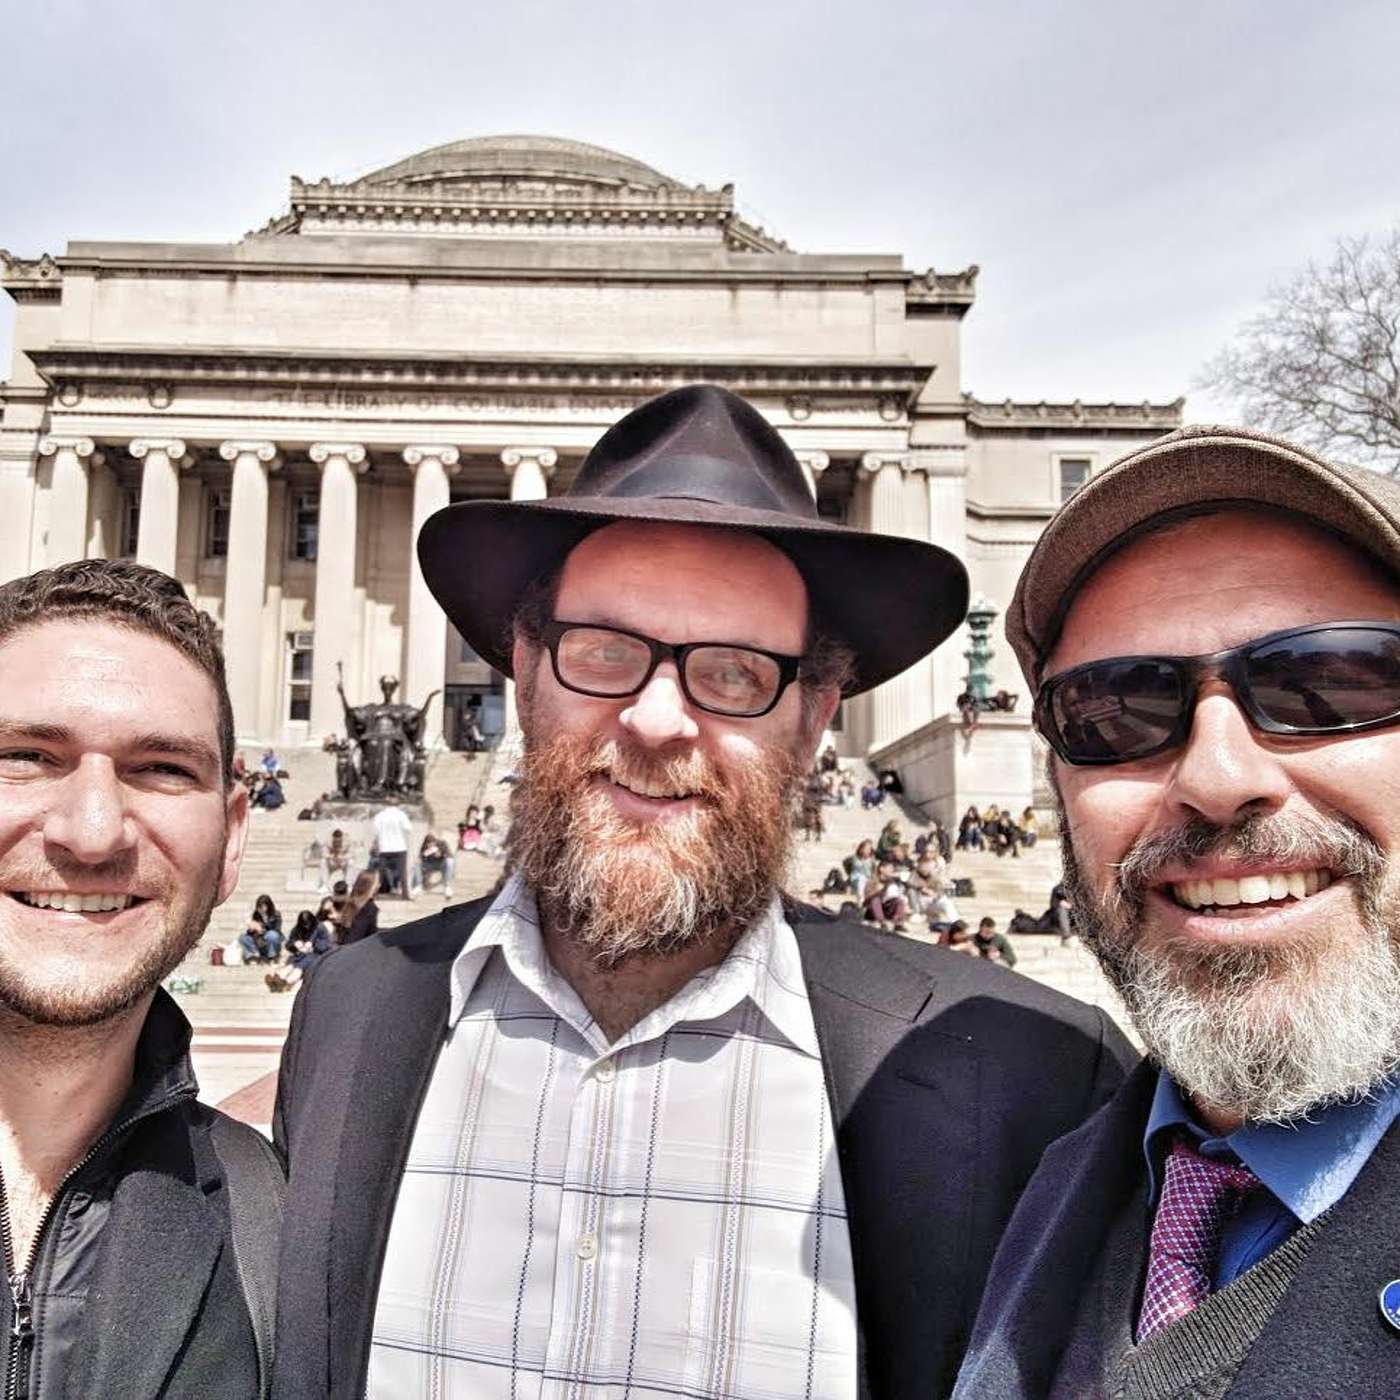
[1060,807,1400,1124]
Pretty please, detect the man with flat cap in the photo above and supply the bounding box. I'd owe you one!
[955,426,1400,1399]
[270,384,1134,1400]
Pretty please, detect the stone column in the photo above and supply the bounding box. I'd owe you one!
[924,451,969,718]
[500,448,557,733]
[793,450,830,503]
[403,445,460,744]
[218,440,280,741]
[36,436,101,566]
[307,443,368,740]
[861,451,933,753]
[130,438,187,575]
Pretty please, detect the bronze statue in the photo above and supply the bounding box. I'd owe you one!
[335,665,439,799]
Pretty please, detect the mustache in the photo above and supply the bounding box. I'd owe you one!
[1110,809,1384,907]
[583,741,727,803]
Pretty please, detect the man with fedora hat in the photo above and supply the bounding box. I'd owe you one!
[955,426,1400,1398]
[270,384,1134,1400]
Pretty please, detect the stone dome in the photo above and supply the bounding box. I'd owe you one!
[359,135,679,191]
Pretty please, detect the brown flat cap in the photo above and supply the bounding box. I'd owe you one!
[1007,424,1400,687]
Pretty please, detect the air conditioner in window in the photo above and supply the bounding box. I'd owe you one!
[290,631,315,651]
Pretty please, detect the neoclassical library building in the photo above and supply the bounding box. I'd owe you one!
[0,135,1181,815]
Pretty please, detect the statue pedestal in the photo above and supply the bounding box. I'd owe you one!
[868,710,1037,829]
[311,795,430,823]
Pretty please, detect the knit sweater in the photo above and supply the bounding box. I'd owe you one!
[1053,1176,1327,1400]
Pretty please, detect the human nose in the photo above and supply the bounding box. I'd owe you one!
[1163,682,1292,825]
[618,663,701,747]
[42,757,137,864]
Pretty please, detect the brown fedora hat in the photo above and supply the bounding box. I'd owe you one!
[418,384,969,695]
[1007,423,1400,688]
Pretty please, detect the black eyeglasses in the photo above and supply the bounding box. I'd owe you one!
[1036,621,1400,766]
[540,620,802,718]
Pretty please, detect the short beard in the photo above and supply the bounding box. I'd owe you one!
[1061,806,1400,1124]
[506,728,802,968]
[0,857,221,1029]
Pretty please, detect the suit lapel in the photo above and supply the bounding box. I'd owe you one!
[327,906,479,1396]
[75,1159,223,1398]
[956,1059,1156,1398]
[793,914,974,1400]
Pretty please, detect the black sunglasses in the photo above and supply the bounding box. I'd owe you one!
[540,620,803,718]
[1036,621,1400,766]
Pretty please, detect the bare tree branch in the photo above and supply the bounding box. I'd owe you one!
[1198,227,1400,472]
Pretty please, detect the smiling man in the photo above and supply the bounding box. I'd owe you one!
[954,427,1400,1400]
[0,559,283,1399]
[270,385,1134,1400]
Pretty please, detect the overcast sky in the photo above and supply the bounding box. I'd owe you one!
[3,0,1396,419]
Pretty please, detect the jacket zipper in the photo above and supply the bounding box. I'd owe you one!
[1,1092,189,1400]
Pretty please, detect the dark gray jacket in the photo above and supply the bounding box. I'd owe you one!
[954,1059,1400,1399]
[271,896,1136,1400]
[0,990,265,1399]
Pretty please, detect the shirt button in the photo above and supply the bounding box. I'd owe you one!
[594,1059,616,1084]
[576,1232,598,1261]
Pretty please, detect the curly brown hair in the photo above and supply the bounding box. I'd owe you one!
[0,560,235,783]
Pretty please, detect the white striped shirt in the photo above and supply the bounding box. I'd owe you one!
[369,874,858,1399]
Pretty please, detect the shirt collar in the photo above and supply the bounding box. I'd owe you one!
[447,873,819,1059]
[1143,1068,1400,1223]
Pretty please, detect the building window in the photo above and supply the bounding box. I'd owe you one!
[288,632,313,721]
[120,489,140,558]
[206,489,231,558]
[290,491,319,560]
[1058,457,1092,503]
[461,637,484,664]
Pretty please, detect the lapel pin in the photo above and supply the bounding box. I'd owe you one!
[1378,1279,1400,1332]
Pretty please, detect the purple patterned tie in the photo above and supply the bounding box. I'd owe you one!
[1136,1137,1261,1343]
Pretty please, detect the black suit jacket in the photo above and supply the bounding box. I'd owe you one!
[953,1059,1400,1398]
[271,896,1136,1399]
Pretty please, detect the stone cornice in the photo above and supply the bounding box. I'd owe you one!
[1,249,62,302]
[905,265,978,313]
[53,246,905,287]
[27,347,929,402]
[964,393,1185,431]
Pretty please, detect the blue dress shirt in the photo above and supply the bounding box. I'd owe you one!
[1143,1069,1400,1287]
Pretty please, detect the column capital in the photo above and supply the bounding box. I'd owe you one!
[500,446,558,476]
[38,435,99,462]
[130,438,188,464]
[219,440,281,468]
[309,442,369,472]
[794,450,830,476]
[859,451,912,476]
[403,444,461,474]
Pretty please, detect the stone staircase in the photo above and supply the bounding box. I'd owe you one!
[175,743,514,1111]
[787,780,1131,1030]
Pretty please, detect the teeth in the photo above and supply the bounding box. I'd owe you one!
[1212,877,1240,906]
[1171,868,1333,912]
[615,775,692,800]
[16,891,133,912]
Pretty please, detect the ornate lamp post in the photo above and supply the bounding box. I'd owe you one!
[963,595,998,706]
